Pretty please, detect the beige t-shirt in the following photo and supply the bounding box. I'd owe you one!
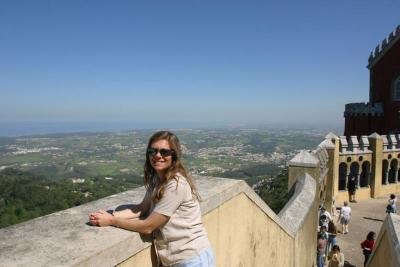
[149,174,210,266]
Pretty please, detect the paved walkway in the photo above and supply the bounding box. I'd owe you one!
[331,197,391,267]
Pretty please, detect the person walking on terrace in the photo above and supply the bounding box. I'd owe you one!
[338,201,351,234]
[386,193,397,214]
[360,231,376,267]
[347,176,357,203]
[89,131,215,267]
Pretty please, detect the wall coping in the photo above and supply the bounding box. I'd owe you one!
[288,150,319,168]
[0,175,293,267]
[278,173,317,234]
[369,213,400,266]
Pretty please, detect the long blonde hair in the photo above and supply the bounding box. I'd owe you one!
[143,131,199,202]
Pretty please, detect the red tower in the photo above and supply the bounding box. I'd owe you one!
[344,25,400,137]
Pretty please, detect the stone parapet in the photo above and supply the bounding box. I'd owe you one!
[367,213,400,267]
[344,102,383,117]
[279,173,316,234]
[339,135,372,154]
[0,174,319,267]
[288,139,331,209]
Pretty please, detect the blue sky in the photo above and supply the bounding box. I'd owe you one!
[1,1,399,135]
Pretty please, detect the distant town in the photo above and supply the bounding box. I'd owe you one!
[0,128,330,185]
[0,127,334,228]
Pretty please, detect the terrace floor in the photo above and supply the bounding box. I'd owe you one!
[330,196,391,267]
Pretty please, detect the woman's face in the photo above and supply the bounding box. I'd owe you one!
[149,139,173,177]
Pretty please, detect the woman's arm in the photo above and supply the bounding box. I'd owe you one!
[92,190,152,220]
[89,210,169,235]
[112,207,142,219]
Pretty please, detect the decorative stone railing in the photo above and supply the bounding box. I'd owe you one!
[0,174,319,267]
[382,134,400,151]
[339,135,372,154]
[338,133,400,153]
[367,213,400,267]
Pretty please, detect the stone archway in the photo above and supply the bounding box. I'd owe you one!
[382,160,389,184]
[389,159,398,183]
[349,162,360,187]
[360,161,371,187]
[339,162,347,190]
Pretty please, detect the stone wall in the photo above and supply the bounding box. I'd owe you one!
[0,173,319,267]
[367,213,400,267]
[326,133,400,204]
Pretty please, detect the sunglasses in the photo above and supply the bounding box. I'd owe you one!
[147,147,175,157]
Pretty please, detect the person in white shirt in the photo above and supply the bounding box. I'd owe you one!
[320,206,332,222]
[387,194,397,213]
[337,201,351,234]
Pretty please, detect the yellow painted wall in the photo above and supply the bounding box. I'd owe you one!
[294,197,319,267]
[336,187,371,204]
[203,193,294,267]
[118,192,320,267]
[368,231,392,267]
[374,183,400,198]
[117,246,154,267]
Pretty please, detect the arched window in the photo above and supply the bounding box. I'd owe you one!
[393,76,400,101]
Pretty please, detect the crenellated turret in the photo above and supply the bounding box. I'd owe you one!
[367,25,400,69]
[344,102,383,117]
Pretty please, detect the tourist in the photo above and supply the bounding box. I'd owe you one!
[337,201,351,234]
[386,193,397,214]
[327,220,338,253]
[347,176,357,202]
[317,233,328,267]
[327,244,344,267]
[89,131,215,267]
[319,214,329,230]
[319,225,329,240]
[360,231,376,267]
[320,206,332,222]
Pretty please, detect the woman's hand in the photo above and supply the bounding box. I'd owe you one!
[89,210,114,227]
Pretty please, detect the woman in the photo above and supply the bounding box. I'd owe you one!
[337,201,351,234]
[327,245,344,267]
[89,131,215,267]
[327,220,338,254]
[360,231,376,267]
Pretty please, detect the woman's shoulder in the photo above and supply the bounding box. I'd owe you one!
[165,173,190,188]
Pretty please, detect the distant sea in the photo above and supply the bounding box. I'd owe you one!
[0,121,344,137]
[0,121,223,137]
[0,121,157,137]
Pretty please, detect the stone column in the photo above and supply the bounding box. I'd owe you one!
[367,171,371,187]
[356,172,361,188]
[346,171,350,189]
[288,150,319,192]
[384,169,389,184]
[368,133,383,198]
[320,135,338,215]
[395,167,399,183]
